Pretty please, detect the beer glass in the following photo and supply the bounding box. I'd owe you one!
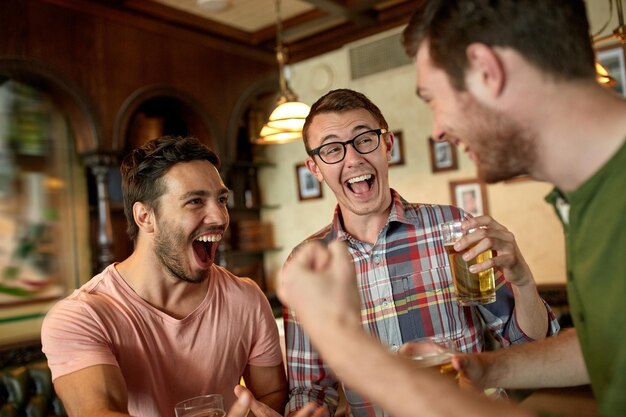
[440,220,496,306]
[398,336,458,381]
[175,394,225,417]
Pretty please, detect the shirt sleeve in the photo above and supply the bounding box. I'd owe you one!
[245,279,284,367]
[477,270,560,347]
[283,306,340,416]
[41,299,119,381]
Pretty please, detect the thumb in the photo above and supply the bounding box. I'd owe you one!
[228,386,251,417]
[451,354,466,372]
[327,241,354,280]
[233,385,276,417]
[233,384,250,399]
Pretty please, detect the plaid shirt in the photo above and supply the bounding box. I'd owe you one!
[284,190,559,417]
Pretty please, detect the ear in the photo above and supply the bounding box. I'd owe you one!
[133,201,155,234]
[384,131,395,162]
[305,156,325,182]
[465,43,505,100]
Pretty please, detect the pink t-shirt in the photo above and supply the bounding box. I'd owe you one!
[41,263,282,417]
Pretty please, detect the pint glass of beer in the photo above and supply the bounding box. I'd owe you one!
[175,394,225,417]
[440,220,496,306]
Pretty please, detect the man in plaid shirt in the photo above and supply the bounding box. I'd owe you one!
[283,89,559,417]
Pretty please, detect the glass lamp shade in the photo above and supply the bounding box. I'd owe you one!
[595,62,617,87]
[253,124,303,145]
[266,101,310,131]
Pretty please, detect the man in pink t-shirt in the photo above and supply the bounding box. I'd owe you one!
[41,136,286,417]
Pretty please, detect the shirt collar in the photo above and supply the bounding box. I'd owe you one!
[330,189,418,241]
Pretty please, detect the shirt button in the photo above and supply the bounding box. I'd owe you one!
[373,256,381,264]
[382,300,390,308]
[390,345,399,353]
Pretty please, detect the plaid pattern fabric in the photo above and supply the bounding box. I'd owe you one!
[284,190,559,417]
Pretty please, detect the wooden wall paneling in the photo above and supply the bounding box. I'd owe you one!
[1,0,280,275]
[1,0,277,154]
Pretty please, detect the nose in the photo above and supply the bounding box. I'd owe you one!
[430,118,447,142]
[343,142,365,167]
[204,201,229,228]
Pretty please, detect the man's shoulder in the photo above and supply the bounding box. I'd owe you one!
[288,223,335,258]
[54,266,116,305]
[305,223,335,242]
[400,201,467,224]
[45,270,119,319]
[212,264,265,298]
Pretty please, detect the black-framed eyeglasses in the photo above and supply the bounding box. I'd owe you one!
[307,128,387,164]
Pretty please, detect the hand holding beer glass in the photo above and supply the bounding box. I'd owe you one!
[175,394,225,417]
[440,220,496,306]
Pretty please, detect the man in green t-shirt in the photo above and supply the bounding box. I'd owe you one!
[271,1,626,417]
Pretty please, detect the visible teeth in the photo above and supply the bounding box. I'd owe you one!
[196,234,222,242]
[348,174,372,184]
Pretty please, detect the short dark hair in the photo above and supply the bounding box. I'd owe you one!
[120,135,220,242]
[302,88,389,152]
[402,0,596,90]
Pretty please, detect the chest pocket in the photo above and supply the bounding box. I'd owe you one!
[390,267,475,349]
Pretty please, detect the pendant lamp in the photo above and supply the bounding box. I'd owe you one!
[253,0,310,145]
[593,0,625,87]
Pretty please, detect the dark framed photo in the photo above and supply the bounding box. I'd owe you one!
[389,131,405,167]
[597,43,626,96]
[296,163,323,201]
[429,138,458,173]
[449,179,489,216]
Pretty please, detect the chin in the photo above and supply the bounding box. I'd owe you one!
[189,269,211,284]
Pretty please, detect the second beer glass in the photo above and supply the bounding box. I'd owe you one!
[440,220,496,305]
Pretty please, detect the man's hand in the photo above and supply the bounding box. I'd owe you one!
[227,387,253,417]
[278,241,360,330]
[456,216,533,287]
[233,385,326,417]
[451,353,489,392]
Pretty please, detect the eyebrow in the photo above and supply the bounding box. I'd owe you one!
[320,124,373,144]
[179,187,230,201]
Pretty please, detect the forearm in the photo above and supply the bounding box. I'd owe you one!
[510,280,550,340]
[61,398,132,417]
[254,390,287,414]
[303,315,532,417]
[483,328,589,389]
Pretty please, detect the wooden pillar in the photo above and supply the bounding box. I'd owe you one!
[83,152,118,273]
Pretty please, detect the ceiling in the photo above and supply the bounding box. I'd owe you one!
[101,0,424,63]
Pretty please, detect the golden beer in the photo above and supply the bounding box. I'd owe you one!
[444,243,496,306]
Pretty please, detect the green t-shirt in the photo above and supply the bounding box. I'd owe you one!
[546,138,626,417]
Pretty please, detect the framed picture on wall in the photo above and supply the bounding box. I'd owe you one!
[296,163,323,201]
[429,138,458,173]
[449,179,489,216]
[389,131,405,166]
[597,43,626,97]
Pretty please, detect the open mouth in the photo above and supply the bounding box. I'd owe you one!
[346,173,374,194]
[192,233,222,265]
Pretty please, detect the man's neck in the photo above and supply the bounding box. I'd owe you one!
[527,83,626,192]
[116,249,209,319]
[339,203,393,245]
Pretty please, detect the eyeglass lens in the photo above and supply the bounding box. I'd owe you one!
[318,130,381,164]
